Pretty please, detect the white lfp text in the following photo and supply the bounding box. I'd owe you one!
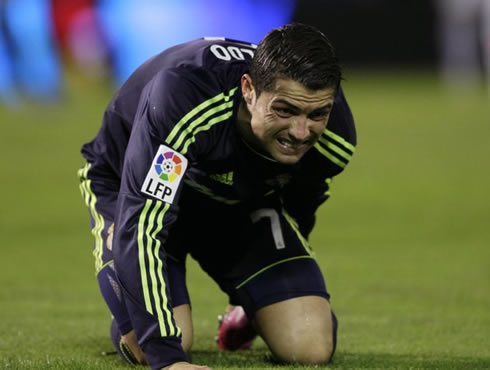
[144,178,173,200]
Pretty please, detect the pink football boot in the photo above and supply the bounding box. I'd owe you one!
[216,305,257,351]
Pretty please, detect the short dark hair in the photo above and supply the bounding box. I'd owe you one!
[249,23,342,96]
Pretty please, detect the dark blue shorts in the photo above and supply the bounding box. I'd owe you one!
[164,186,331,317]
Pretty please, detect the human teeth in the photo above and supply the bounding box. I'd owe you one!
[278,138,294,148]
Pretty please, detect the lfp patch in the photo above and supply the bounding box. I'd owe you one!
[141,145,188,203]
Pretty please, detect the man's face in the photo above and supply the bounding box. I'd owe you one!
[241,75,336,165]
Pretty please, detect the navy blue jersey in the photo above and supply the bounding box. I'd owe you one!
[81,37,356,369]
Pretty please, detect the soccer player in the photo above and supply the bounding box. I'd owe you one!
[78,23,356,370]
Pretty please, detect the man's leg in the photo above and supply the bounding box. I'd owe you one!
[79,164,147,364]
[215,204,338,364]
[182,193,337,363]
[255,296,335,364]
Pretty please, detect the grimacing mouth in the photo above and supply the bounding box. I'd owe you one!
[276,137,314,149]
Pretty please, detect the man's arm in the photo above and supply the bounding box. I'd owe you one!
[112,99,190,368]
[111,66,228,369]
[110,70,198,368]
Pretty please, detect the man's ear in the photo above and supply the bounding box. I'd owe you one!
[241,74,255,105]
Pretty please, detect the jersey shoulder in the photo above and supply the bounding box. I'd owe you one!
[142,37,256,114]
[144,39,255,158]
[108,38,255,123]
[148,37,257,75]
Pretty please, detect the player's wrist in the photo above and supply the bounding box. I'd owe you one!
[142,336,188,369]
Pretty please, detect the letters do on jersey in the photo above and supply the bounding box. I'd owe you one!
[204,37,257,61]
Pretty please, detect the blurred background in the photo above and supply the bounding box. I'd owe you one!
[0,0,489,105]
[0,0,489,368]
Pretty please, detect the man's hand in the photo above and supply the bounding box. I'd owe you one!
[163,362,211,369]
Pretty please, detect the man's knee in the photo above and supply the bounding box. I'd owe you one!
[254,296,337,365]
[269,327,335,364]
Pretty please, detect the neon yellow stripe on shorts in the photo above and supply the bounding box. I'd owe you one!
[78,163,105,274]
[282,209,314,256]
[235,256,314,290]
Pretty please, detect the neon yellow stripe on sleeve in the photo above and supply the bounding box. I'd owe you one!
[181,109,234,154]
[172,100,234,151]
[138,199,154,314]
[165,87,237,146]
[317,135,352,162]
[314,142,346,168]
[325,129,356,152]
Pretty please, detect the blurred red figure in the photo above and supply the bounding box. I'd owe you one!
[51,0,108,77]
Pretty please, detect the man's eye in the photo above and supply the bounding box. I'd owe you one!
[275,108,295,117]
[309,112,329,121]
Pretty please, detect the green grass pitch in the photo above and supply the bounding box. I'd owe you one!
[0,69,489,369]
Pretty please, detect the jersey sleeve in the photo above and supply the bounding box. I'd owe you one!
[111,67,228,368]
[282,87,357,238]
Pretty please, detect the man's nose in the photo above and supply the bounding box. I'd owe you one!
[289,117,309,141]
